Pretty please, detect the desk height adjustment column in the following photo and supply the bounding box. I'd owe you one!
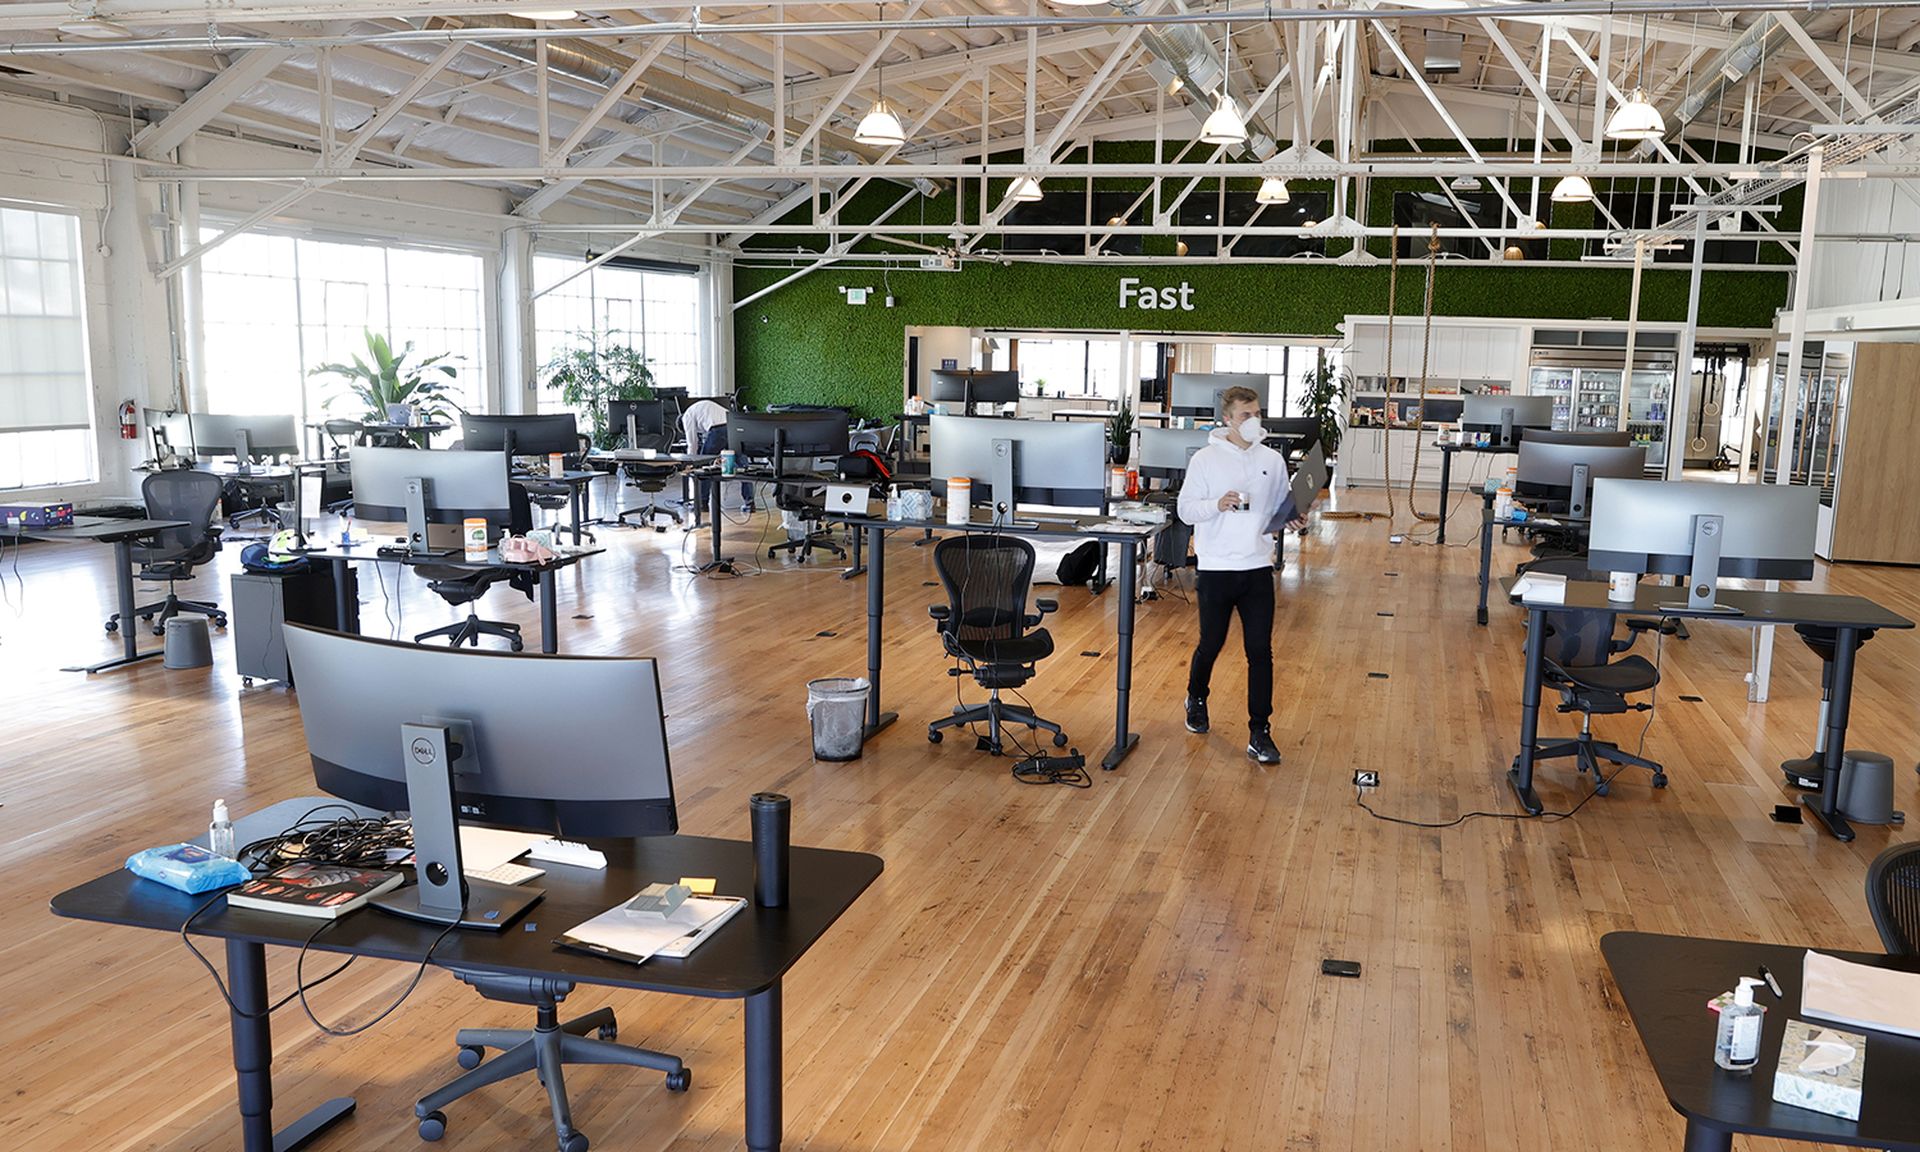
[862,523,897,740]
[1102,538,1142,770]
[225,939,356,1152]
[747,793,789,1152]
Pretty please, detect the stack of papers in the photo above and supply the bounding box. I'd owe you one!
[1509,571,1567,605]
[1802,950,1920,1038]
[556,893,748,964]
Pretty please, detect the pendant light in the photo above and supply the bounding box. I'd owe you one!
[855,5,907,147]
[1200,3,1248,146]
[1605,14,1667,141]
[1551,175,1595,203]
[1006,177,1044,203]
[1256,176,1290,205]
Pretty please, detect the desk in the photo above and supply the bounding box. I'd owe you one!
[49,797,883,1152]
[9,516,191,673]
[591,451,716,529]
[1474,496,1579,625]
[1499,578,1913,839]
[1601,932,1920,1152]
[1435,441,1518,543]
[829,511,1161,770]
[306,543,602,654]
[694,468,839,576]
[514,468,600,544]
[362,420,451,449]
[1048,408,1173,425]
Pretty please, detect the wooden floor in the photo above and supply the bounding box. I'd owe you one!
[3,485,1916,1152]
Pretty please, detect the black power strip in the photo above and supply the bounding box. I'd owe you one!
[1012,749,1091,788]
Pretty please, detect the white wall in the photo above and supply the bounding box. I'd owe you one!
[1809,171,1920,310]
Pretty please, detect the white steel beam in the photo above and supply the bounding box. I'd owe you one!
[786,0,928,162]
[331,41,463,167]
[134,46,295,157]
[1774,12,1879,121]
[549,27,679,163]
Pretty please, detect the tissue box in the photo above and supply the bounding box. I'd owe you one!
[0,501,73,528]
[1772,1019,1865,1122]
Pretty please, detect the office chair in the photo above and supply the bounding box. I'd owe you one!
[412,486,534,651]
[321,419,363,457]
[925,534,1070,754]
[108,469,227,636]
[768,481,846,563]
[225,472,289,533]
[1866,841,1920,956]
[615,433,684,530]
[1526,591,1668,796]
[416,967,689,1152]
[1781,624,1880,790]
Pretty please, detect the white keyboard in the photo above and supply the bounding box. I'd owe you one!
[467,861,546,887]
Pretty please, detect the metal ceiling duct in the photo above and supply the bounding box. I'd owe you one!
[1131,17,1280,160]
[437,14,888,166]
[1666,15,1788,128]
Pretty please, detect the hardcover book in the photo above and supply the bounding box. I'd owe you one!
[224,862,404,919]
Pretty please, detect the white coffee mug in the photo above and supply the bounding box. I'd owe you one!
[1609,571,1636,602]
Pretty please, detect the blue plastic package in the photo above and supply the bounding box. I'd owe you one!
[125,843,251,894]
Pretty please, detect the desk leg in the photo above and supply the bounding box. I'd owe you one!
[1803,624,1858,842]
[1680,1119,1732,1152]
[1438,450,1453,544]
[863,523,896,740]
[698,477,736,574]
[744,983,782,1152]
[539,569,558,655]
[226,939,356,1152]
[67,537,167,673]
[1102,540,1142,770]
[842,522,865,580]
[1477,501,1495,626]
[1507,605,1546,814]
[331,558,353,633]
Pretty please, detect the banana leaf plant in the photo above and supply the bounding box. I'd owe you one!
[311,330,462,426]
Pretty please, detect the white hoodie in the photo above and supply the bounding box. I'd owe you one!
[1176,426,1291,571]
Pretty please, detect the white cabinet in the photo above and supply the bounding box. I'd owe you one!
[1338,428,1483,491]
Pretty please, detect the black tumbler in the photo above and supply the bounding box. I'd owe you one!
[750,792,790,908]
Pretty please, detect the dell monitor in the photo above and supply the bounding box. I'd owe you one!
[1514,441,1648,520]
[927,369,1020,414]
[1587,479,1818,613]
[1522,428,1633,448]
[607,399,666,447]
[727,410,851,475]
[1261,416,1322,456]
[1137,426,1212,481]
[145,408,194,461]
[187,412,300,466]
[349,446,511,554]
[282,624,676,929]
[461,413,579,457]
[1169,372,1269,419]
[1460,394,1555,447]
[929,414,1106,520]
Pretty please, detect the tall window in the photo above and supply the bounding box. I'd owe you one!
[532,257,701,415]
[200,230,488,425]
[1212,342,1343,417]
[0,204,94,491]
[989,335,1127,399]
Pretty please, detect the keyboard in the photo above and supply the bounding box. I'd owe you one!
[466,861,546,887]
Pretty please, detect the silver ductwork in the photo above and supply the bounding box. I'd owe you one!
[1666,15,1788,128]
[1133,17,1280,160]
[439,15,884,167]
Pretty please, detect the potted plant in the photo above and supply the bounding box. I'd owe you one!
[1109,396,1134,464]
[1298,357,1351,457]
[311,330,462,428]
[542,330,656,449]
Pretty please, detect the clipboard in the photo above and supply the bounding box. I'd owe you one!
[1268,444,1329,532]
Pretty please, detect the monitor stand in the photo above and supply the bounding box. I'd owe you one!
[1658,513,1743,616]
[1498,409,1516,449]
[989,437,1016,528]
[1566,463,1591,520]
[402,477,457,557]
[234,430,253,475]
[625,413,640,451]
[371,721,544,932]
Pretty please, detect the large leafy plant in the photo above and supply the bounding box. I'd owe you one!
[1298,357,1351,455]
[542,330,656,449]
[311,330,462,425]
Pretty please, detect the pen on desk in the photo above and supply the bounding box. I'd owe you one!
[1758,965,1783,998]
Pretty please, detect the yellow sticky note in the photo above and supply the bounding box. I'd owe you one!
[679,877,717,895]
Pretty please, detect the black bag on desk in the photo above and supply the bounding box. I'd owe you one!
[835,450,892,481]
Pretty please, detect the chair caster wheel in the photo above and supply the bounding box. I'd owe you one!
[242,677,253,688]
[418,1111,447,1141]
[927,730,942,744]
[105,620,118,634]
[213,616,227,629]
[1594,780,1610,797]
[1652,773,1669,789]
[665,1068,692,1092]
[151,625,166,637]
[597,1024,617,1042]
[457,1045,484,1069]
[140,613,153,623]
[560,1131,589,1152]
[510,640,525,652]
[1052,732,1069,747]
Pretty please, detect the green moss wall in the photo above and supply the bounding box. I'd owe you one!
[734,260,1789,419]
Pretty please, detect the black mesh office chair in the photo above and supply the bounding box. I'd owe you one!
[926,534,1069,754]
[1866,841,1920,955]
[412,486,533,651]
[614,433,684,530]
[1527,596,1668,796]
[768,483,846,562]
[107,469,227,635]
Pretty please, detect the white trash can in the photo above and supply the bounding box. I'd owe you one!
[806,677,870,761]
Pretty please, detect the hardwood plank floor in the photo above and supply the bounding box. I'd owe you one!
[1,485,1915,1152]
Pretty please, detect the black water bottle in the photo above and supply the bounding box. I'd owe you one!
[750,792,790,908]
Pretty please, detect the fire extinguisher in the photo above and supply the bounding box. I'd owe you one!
[119,400,138,440]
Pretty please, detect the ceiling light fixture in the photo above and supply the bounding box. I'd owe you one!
[1200,2,1247,147]
[1551,175,1595,202]
[1605,14,1666,141]
[854,5,908,148]
[1256,176,1290,205]
[1006,177,1044,203]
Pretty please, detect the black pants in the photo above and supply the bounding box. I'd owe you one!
[1187,567,1275,726]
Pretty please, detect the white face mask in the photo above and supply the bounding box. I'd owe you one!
[1235,415,1266,444]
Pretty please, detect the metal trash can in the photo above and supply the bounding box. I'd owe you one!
[163,616,214,670]
[806,677,870,761]
[1840,750,1900,825]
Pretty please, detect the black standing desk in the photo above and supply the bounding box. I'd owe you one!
[829,511,1162,771]
[305,543,602,654]
[10,516,192,673]
[694,467,841,576]
[1499,578,1913,839]
[513,468,600,545]
[1474,496,1580,625]
[1435,441,1518,544]
[1601,932,1920,1152]
[49,801,883,1152]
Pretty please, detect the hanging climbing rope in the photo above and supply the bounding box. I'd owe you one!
[1379,225,1400,525]
[1406,224,1443,523]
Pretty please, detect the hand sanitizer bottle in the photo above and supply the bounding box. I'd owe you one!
[1714,977,1767,1073]
[208,799,235,859]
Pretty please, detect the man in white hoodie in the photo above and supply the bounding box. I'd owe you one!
[1175,386,1305,765]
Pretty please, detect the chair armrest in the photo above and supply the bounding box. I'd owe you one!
[1035,598,1059,615]
[928,604,951,622]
